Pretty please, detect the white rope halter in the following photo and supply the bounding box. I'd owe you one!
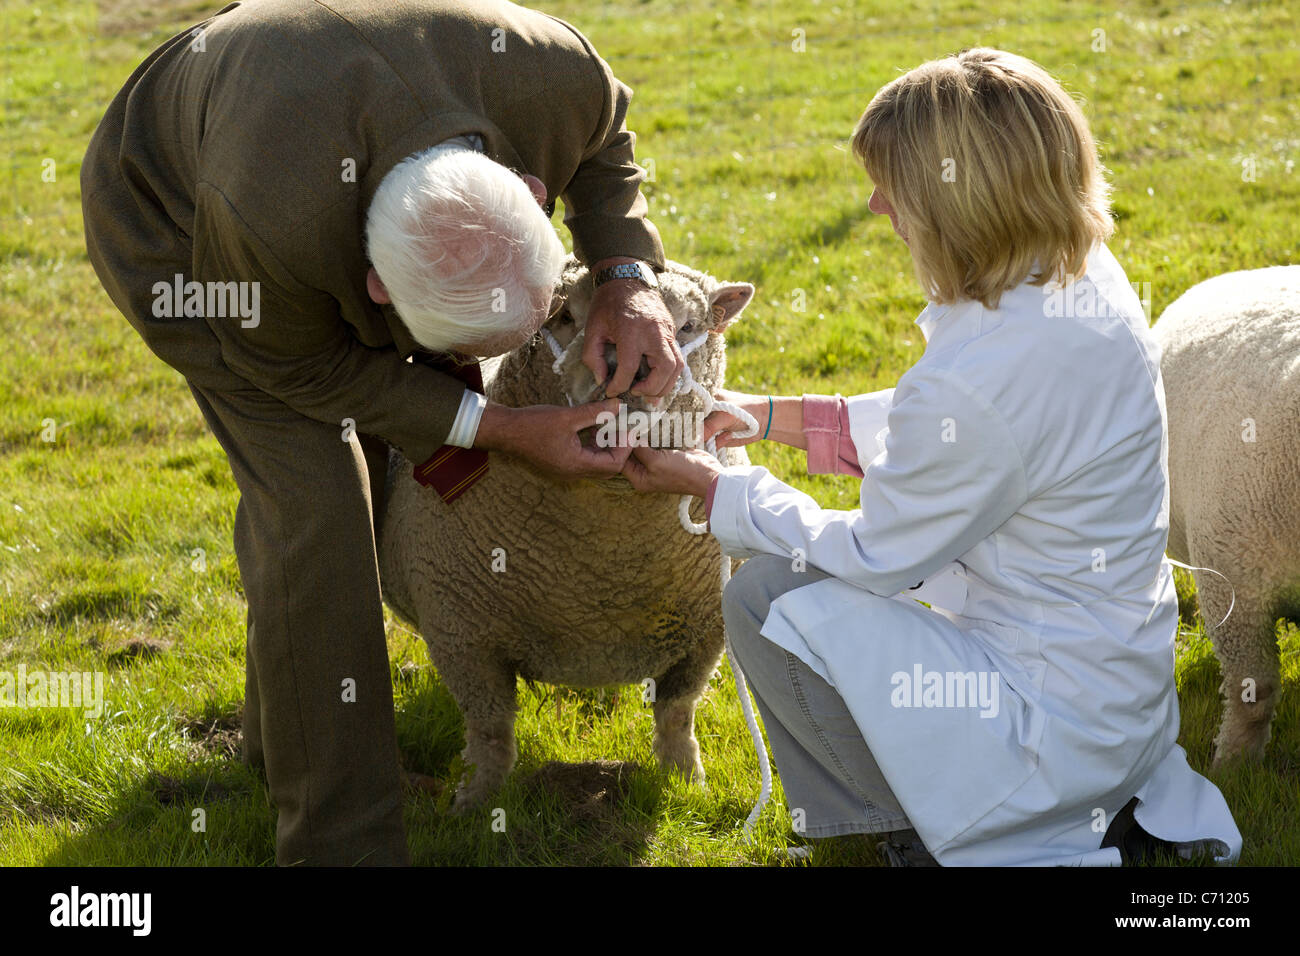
[542,324,773,836]
[667,334,772,837]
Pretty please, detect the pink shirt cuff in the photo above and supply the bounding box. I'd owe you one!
[802,394,864,478]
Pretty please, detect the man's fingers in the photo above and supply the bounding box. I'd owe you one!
[581,330,611,390]
[631,341,685,399]
[567,397,622,431]
[632,355,677,398]
[575,442,632,474]
[620,450,651,489]
[604,339,639,397]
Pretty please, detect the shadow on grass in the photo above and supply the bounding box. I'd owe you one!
[395,674,663,866]
[36,760,271,866]
[29,672,665,866]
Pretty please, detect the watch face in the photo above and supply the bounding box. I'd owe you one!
[634,262,658,287]
[595,262,657,289]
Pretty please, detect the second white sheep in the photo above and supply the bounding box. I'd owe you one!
[1154,265,1299,767]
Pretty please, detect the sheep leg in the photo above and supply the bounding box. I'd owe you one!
[652,694,705,783]
[650,641,722,784]
[430,647,519,813]
[1195,568,1281,768]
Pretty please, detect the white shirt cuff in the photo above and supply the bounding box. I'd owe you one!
[444,388,488,448]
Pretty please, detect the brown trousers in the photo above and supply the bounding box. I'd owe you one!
[83,174,409,866]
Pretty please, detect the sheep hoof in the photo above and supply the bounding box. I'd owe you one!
[685,757,706,786]
[446,759,507,814]
[1210,725,1271,770]
[449,783,493,814]
[656,745,705,786]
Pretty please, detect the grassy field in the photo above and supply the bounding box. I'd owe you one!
[0,0,1296,866]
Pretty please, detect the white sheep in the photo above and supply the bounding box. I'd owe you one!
[1153,265,1300,767]
[377,257,754,810]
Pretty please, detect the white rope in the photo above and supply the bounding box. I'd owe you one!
[540,326,581,378]
[668,333,773,837]
[723,561,775,835]
[547,325,773,836]
[1153,557,1236,630]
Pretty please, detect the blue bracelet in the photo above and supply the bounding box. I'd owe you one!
[762,396,773,440]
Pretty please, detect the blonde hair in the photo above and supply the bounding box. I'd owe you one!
[851,48,1114,309]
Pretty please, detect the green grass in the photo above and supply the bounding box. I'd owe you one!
[1,0,1296,865]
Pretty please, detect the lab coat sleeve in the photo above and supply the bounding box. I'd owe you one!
[843,388,895,467]
[709,366,1029,597]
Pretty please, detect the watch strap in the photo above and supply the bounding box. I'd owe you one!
[593,261,658,289]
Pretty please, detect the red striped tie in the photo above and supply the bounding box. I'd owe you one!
[411,353,490,504]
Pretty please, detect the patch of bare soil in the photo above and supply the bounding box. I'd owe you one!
[523,759,636,825]
[495,759,652,865]
[106,636,170,666]
[402,771,445,799]
[149,771,236,804]
[178,707,242,759]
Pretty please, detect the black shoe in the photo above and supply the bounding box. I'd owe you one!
[1102,797,1232,865]
[1101,796,1177,865]
[877,827,939,867]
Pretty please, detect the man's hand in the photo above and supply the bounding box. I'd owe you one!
[474,399,631,478]
[582,258,684,399]
[621,444,723,498]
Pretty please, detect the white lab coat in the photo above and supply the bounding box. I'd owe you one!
[709,244,1242,866]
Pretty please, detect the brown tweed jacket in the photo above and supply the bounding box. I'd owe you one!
[81,0,664,463]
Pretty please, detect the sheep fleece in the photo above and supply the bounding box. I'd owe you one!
[1153,264,1299,766]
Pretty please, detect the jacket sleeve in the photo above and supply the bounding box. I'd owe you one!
[559,43,665,269]
[709,366,1029,597]
[844,389,896,468]
[193,182,466,464]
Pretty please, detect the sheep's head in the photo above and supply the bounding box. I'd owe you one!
[539,257,754,448]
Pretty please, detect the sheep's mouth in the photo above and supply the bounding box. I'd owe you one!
[542,322,715,452]
[568,368,714,453]
[575,405,708,456]
[554,326,708,413]
[571,363,661,410]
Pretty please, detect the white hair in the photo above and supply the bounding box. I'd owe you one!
[365,145,566,354]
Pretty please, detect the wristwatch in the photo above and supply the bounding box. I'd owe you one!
[593,260,659,290]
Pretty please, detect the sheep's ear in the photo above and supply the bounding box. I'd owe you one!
[708,283,754,331]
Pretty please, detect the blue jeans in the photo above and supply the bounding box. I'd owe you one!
[724,554,912,838]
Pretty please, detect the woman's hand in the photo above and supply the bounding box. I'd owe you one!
[701,388,769,448]
[621,445,723,497]
[703,390,808,450]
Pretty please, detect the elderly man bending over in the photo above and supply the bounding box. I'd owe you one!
[80,0,675,865]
